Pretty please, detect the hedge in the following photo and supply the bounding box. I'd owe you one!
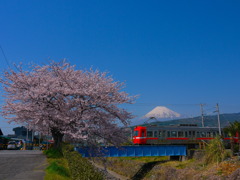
[62,144,103,180]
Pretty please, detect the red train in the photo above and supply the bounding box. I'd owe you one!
[132,124,234,147]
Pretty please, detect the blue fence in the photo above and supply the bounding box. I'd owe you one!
[76,145,187,157]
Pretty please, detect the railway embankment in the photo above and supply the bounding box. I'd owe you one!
[93,155,240,180]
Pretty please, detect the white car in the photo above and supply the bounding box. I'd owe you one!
[7,141,17,150]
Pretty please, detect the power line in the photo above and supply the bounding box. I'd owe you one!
[0,45,10,68]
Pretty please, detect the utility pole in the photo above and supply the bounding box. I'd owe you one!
[216,103,222,136]
[26,125,28,141]
[32,129,34,142]
[200,104,205,127]
[39,132,41,147]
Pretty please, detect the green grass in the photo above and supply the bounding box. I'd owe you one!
[45,158,71,180]
[47,160,70,177]
[44,148,70,180]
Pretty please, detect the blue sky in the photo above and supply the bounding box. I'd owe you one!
[1,1,240,134]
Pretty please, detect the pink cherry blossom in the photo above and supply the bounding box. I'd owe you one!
[0,61,136,148]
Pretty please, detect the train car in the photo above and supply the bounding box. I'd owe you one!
[133,124,232,148]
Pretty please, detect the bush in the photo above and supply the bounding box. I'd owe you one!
[62,144,103,180]
[44,148,63,158]
[204,136,228,165]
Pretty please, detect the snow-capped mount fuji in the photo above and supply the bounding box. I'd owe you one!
[143,106,181,121]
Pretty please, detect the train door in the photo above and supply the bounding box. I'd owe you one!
[188,131,196,140]
[159,130,166,144]
[159,130,165,140]
[133,126,147,145]
[141,130,146,138]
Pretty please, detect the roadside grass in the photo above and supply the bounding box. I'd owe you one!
[44,148,71,180]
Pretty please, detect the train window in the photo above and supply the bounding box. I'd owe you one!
[167,131,170,137]
[147,131,153,137]
[178,131,184,137]
[193,131,195,137]
[210,132,214,137]
[154,131,158,137]
[213,132,216,137]
[133,131,139,136]
[171,131,177,137]
[141,131,145,137]
[159,131,162,138]
[185,131,188,137]
[197,132,200,137]
[207,132,211,137]
[163,130,166,137]
[224,133,229,138]
[189,131,192,137]
[201,132,206,137]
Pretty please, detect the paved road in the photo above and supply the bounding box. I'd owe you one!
[0,150,47,180]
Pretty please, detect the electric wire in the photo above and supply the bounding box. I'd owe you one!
[0,45,10,68]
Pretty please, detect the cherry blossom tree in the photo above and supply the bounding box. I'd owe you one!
[0,61,135,148]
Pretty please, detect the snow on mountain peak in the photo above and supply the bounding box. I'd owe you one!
[144,106,181,119]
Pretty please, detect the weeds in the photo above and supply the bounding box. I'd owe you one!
[47,160,70,177]
[44,148,63,158]
[44,148,70,180]
[204,136,228,165]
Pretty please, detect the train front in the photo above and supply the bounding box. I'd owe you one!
[132,126,147,145]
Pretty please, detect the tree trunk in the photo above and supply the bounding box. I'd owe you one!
[51,128,64,149]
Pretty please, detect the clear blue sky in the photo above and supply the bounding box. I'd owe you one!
[0,1,240,134]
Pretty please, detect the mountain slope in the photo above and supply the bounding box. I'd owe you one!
[144,106,181,119]
[138,112,240,127]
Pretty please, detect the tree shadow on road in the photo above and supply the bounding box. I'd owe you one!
[131,161,167,180]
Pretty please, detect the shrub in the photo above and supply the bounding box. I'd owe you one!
[44,148,63,158]
[204,136,228,165]
[62,144,103,180]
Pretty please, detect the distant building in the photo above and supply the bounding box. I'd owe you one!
[12,126,33,140]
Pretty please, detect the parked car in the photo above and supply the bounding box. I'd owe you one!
[7,141,17,150]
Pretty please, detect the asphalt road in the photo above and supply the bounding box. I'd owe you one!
[0,150,47,180]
